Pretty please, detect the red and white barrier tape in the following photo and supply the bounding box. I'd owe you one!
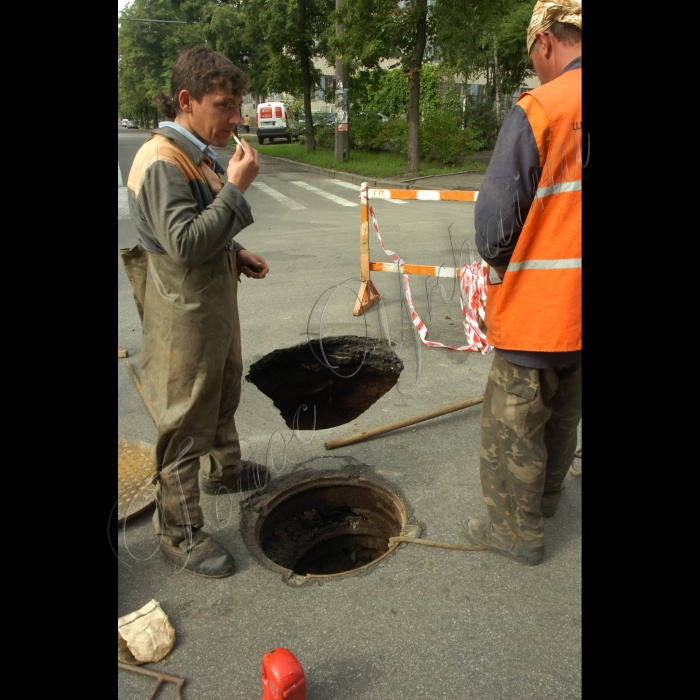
[362,185,492,354]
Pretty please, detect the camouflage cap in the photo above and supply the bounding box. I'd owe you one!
[527,1,582,54]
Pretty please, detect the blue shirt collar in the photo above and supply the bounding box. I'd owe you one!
[159,121,219,166]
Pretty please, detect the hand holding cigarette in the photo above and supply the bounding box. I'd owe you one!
[226,133,259,194]
[231,132,245,153]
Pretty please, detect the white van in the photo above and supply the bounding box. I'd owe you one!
[256,102,293,145]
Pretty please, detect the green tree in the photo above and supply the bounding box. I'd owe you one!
[118,1,268,125]
[350,69,406,118]
[327,0,528,169]
[434,0,532,122]
[245,0,335,151]
[330,0,432,172]
[118,0,201,126]
[185,1,270,100]
[351,62,459,120]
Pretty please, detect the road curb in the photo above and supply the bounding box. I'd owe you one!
[257,152,428,190]
[257,154,483,191]
[213,145,479,191]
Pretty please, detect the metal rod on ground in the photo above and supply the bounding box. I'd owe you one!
[125,361,155,423]
[324,394,484,450]
[389,536,485,551]
[117,662,185,700]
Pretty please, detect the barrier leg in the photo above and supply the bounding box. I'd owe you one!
[353,279,380,316]
[354,183,380,316]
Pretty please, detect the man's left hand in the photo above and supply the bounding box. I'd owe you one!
[237,249,269,279]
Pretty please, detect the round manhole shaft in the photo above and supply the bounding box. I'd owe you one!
[255,478,406,577]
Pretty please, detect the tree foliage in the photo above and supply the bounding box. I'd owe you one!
[118,1,270,123]
[118,0,208,123]
[434,0,532,98]
[330,0,515,171]
[244,0,335,151]
[350,63,460,120]
[118,0,533,165]
[183,1,270,98]
[329,0,433,171]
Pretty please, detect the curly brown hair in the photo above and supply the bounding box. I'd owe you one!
[155,46,249,119]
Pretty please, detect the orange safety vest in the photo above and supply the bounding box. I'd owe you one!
[485,67,582,353]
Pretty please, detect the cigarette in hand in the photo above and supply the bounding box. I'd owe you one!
[231,132,245,153]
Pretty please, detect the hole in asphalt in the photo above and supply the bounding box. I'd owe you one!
[245,335,403,430]
[257,477,405,576]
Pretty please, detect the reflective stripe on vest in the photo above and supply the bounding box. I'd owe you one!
[535,179,582,200]
[507,257,581,272]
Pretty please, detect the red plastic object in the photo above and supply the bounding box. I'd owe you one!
[261,648,306,700]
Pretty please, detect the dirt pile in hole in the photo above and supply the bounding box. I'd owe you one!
[245,336,403,430]
[263,504,390,575]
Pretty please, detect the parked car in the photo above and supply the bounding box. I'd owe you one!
[294,113,336,140]
[318,113,336,125]
[288,121,303,141]
[297,112,335,126]
[256,102,293,144]
[127,120,138,129]
[121,118,129,127]
[359,112,390,122]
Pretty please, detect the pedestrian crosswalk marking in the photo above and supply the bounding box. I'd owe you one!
[251,182,307,210]
[120,175,377,219]
[290,180,357,207]
[326,179,406,204]
[118,187,130,220]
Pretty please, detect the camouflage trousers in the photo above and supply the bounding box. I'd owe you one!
[479,352,582,548]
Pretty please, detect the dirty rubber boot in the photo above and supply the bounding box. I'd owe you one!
[160,533,236,578]
[461,519,544,566]
[540,490,563,518]
[201,462,270,496]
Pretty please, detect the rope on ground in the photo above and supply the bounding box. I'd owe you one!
[569,445,582,477]
[389,536,485,551]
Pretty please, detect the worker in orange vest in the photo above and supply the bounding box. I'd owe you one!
[462,0,582,566]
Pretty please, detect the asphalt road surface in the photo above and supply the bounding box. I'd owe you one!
[118,126,581,700]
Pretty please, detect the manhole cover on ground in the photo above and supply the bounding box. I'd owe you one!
[241,465,420,583]
[245,335,403,430]
[118,439,156,524]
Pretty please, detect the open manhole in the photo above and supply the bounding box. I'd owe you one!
[245,335,403,430]
[241,465,421,583]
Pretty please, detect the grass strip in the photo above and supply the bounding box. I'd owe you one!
[230,136,487,180]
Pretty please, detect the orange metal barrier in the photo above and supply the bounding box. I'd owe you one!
[354,183,480,316]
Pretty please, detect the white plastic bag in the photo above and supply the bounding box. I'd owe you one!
[118,600,176,665]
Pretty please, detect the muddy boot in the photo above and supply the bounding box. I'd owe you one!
[461,519,544,566]
[160,529,235,578]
